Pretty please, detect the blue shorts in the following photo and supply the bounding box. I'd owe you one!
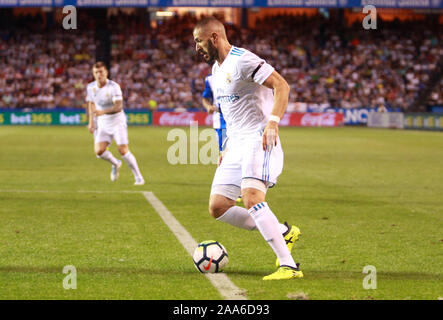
[215,128,227,152]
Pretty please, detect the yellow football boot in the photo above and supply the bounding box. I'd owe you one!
[263,265,303,280]
[276,222,301,267]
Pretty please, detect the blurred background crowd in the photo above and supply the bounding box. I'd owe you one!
[0,9,442,111]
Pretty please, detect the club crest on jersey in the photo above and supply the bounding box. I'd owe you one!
[93,88,97,94]
[226,73,232,84]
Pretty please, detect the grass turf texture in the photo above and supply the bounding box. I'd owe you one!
[0,126,441,300]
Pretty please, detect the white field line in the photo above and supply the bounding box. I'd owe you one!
[142,191,247,300]
[0,188,248,300]
[0,189,144,194]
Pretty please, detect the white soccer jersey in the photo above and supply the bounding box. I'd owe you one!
[211,46,275,138]
[206,76,218,129]
[86,79,126,127]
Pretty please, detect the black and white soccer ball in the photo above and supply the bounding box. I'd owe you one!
[193,240,229,273]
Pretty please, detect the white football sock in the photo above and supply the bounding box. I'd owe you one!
[216,206,256,231]
[279,222,289,235]
[248,202,296,268]
[122,151,143,179]
[98,150,120,167]
[216,205,288,234]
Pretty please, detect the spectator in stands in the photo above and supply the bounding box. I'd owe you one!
[0,12,441,111]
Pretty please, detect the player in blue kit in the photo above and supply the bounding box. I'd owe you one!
[202,74,227,153]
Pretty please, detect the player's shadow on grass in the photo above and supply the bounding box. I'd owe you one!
[295,270,442,281]
[0,265,217,276]
[1,266,441,281]
[225,269,442,281]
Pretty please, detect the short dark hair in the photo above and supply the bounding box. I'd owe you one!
[92,61,107,70]
[194,17,222,31]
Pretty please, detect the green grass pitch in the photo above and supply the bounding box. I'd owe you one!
[0,126,442,300]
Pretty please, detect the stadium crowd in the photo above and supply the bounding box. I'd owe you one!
[251,15,443,112]
[0,11,442,111]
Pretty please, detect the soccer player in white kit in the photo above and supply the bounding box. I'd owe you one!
[193,18,303,280]
[86,62,145,185]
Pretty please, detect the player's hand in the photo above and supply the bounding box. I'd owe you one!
[88,122,95,134]
[218,148,227,166]
[207,104,218,114]
[262,121,279,151]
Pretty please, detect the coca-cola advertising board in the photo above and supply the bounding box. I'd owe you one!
[152,112,343,127]
[153,112,212,126]
[281,112,344,127]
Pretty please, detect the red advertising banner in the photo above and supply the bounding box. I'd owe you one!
[153,112,344,127]
[280,112,344,127]
[153,111,212,126]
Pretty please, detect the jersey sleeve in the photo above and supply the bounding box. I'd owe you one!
[239,51,274,85]
[112,83,123,102]
[202,76,213,100]
[85,86,93,103]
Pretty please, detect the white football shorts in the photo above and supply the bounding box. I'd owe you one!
[210,131,284,200]
[94,121,129,146]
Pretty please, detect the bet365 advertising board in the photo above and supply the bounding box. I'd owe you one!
[403,113,443,131]
[0,110,152,126]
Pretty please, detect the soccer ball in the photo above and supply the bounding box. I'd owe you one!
[193,240,229,273]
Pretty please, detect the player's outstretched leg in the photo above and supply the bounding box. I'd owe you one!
[275,222,301,268]
[243,186,302,280]
[95,142,122,182]
[209,192,289,233]
[211,197,256,231]
[119,145,145,185]
[110,160,123,181]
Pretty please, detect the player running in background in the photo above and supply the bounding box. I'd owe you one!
[193,17,303,280]
[202,74,227,154]
[86,61,145,186]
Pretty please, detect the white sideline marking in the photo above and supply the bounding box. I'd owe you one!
[142,191,247,300]
[0,188,248,299]
[0,189,144,194]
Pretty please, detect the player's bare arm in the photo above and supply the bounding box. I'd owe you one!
[202,98,218,114]
[262,70,290,150]
[88,101,96,133]
[95,100,123,116]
